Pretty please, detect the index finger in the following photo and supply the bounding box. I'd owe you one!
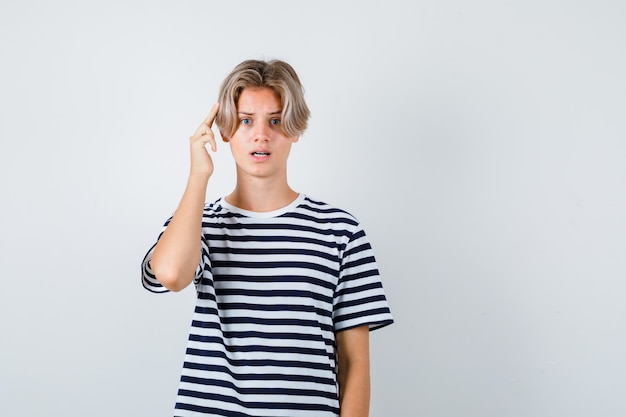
[203,102,220,128]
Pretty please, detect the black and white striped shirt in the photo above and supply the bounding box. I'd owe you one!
[142,194,394,417]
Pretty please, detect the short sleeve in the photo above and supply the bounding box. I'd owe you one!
[332,225,394,332]
[140,215,206,293]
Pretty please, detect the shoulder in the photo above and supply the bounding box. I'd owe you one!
[202,197,231,216]
[298,195,358,220]
[294,196,363,234]
[201,197,241,223]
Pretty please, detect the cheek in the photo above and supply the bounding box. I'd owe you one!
[228,139,247,158]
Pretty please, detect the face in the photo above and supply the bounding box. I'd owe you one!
[226,87,299,181]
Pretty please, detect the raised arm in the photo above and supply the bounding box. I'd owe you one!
[149,103,220,292]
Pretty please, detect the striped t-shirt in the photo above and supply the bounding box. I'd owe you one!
[141,194,394,417]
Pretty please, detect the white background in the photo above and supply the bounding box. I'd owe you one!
[1,1,625,416]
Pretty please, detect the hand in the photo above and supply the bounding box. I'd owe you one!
[189,102,220,176]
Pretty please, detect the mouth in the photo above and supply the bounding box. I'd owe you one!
[251,151,271,162]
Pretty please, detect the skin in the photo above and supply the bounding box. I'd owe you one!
[223,87,300,212]
[150,87,371,416]
[337,325,371,417]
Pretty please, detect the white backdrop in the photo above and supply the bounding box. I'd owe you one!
[1,1,625,416]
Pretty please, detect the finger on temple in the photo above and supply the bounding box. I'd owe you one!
[204,102,220,127]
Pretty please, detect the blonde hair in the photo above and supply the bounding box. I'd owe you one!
[216,59,311,139]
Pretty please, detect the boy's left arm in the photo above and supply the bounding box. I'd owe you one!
[336,325,371,417]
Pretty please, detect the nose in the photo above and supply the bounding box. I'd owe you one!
[253,122,271,142]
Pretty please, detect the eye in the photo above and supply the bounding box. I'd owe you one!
[240,118,252,125]
[270,118,281,126]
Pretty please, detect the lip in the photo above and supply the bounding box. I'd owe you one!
[251,149,271,162]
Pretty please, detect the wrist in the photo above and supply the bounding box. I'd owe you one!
[188,171,211,183]
[184,172,210,197]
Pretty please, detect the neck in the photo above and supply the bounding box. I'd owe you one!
[226,175,298,212]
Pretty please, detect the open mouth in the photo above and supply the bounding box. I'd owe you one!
[252,152,270,157]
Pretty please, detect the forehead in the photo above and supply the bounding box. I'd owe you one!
[237,87,282,110]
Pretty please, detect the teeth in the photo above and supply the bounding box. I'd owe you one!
[253,152,269,156]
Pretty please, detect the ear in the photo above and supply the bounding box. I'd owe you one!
[219,130,230,142]
[291,135,300,143]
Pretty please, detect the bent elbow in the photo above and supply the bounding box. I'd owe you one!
[159,276,186,292]
[152,265,193,292]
